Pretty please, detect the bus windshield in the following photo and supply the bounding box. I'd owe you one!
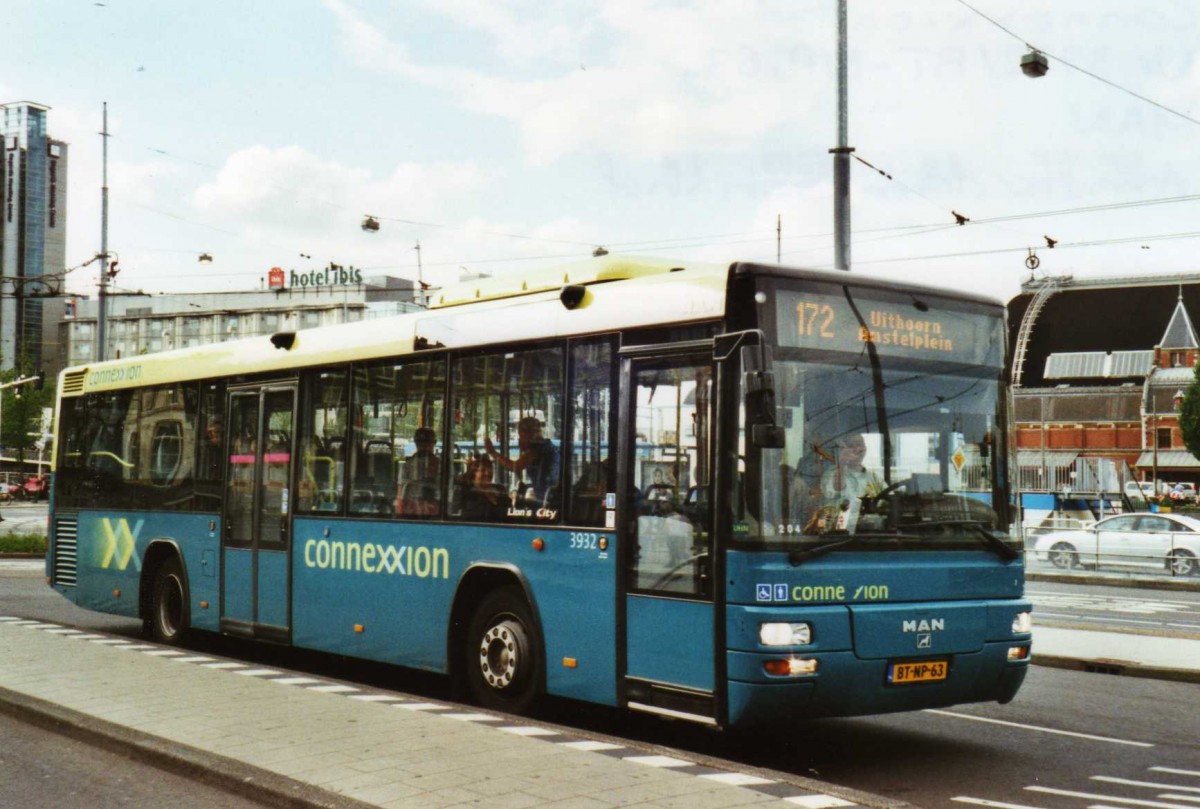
[734,281,1017,554]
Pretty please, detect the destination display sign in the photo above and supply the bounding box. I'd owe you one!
[775,287,1002,366]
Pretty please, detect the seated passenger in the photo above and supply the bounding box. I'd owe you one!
[404,427,441,483]
[458,455,508,521]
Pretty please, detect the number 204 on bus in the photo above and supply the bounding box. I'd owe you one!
[46,256,1031,728]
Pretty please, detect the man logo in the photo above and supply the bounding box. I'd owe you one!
[98,518,144,571]
[917,633,933,649]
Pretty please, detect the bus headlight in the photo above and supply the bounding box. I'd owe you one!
[1012,612,1032,634]
[759,622,812,646]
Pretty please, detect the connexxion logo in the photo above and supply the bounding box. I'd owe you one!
[97,518,144,571]
[302,538,449,579]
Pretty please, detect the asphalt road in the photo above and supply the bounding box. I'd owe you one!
[0,709,273,809]
[0,501,48,535]
[2,563,1196,809]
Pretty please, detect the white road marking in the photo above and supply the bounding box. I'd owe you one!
[1027,786,1194,808]
[925,710,1154,747]
[952,799,1052,809]
[306,684,358,693]
[1154,769,1200,778]
[1158,797,1200,805]
[1093,777,1200,794]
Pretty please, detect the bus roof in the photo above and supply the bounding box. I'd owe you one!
[61,254,728,396]
[60,255,1004,396]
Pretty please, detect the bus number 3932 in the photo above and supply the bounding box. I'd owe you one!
[569,532,602,550]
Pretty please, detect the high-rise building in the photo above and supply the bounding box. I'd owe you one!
[1,101,69,372]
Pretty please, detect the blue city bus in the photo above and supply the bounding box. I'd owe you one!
[46,256,1031,726]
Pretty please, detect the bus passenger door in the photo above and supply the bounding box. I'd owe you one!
[222,383,297,643]
[621,354,716,723]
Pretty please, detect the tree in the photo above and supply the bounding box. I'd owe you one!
[0,364,54,466]
[1179,362,1200,461]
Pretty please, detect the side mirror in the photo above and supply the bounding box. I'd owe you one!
[741,344,785,448]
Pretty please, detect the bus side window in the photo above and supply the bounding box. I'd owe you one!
[450,346,563,522]
[297,371,348,514]
[349,358,446,519]
[568,339,614,528]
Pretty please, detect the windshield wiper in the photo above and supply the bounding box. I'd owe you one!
[897,519,1020,561]
[787,532,918,566]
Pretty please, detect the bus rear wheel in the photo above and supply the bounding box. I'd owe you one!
[465,587,541,714]
[149,557,190,645]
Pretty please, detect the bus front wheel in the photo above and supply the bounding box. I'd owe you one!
[149,557,190,645]
[465,587,541,714]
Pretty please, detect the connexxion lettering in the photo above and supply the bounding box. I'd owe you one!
[303,539,449,579]
[87,365,144,387]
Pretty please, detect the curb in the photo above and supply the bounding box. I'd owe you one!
[1030,654,1200,685]
[1026,571,1200,592]
[0,686,375,809]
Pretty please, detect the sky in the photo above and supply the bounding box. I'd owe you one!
[7,0,1200,305]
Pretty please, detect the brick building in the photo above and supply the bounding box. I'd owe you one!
[1008,274,1200,497]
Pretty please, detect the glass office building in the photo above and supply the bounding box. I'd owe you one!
[1,101,69,372]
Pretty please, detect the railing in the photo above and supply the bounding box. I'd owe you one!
[1023,530,1200,580]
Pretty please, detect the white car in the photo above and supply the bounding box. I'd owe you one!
[1034,512,1200,577]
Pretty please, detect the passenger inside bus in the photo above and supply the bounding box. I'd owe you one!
[485,416,560,507]
[391,429,439,516]
[571,458,610,526]
[457,455,508,521]
[404,427,441,483]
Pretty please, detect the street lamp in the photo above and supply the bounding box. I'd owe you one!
[1021,49,1049,78]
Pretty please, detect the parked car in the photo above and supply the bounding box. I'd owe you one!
[1123,480,1165,500]
[1033,512,1200,576]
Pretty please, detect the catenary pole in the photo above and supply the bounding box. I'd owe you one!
[97,102,110,362]
[831,0,853,271]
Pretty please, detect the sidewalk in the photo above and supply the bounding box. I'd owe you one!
[0,617,885,809]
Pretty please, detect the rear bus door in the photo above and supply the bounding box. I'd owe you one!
[222,382,297,642]
[620,350,717,723]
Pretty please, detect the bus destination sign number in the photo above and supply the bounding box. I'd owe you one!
[776,288,1001,366]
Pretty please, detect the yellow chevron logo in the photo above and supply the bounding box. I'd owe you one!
[98,518,144,571]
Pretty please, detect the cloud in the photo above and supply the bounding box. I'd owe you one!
[326,0,822,163]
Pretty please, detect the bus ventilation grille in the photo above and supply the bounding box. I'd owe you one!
[61,371,86,396]
[53,518,78,586]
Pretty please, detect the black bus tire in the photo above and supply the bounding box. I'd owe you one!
[465,587,541,714]
[149,556,190,645]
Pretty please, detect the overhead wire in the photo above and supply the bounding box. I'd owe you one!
[104,121,1200,285]
[954,0,1200,129]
